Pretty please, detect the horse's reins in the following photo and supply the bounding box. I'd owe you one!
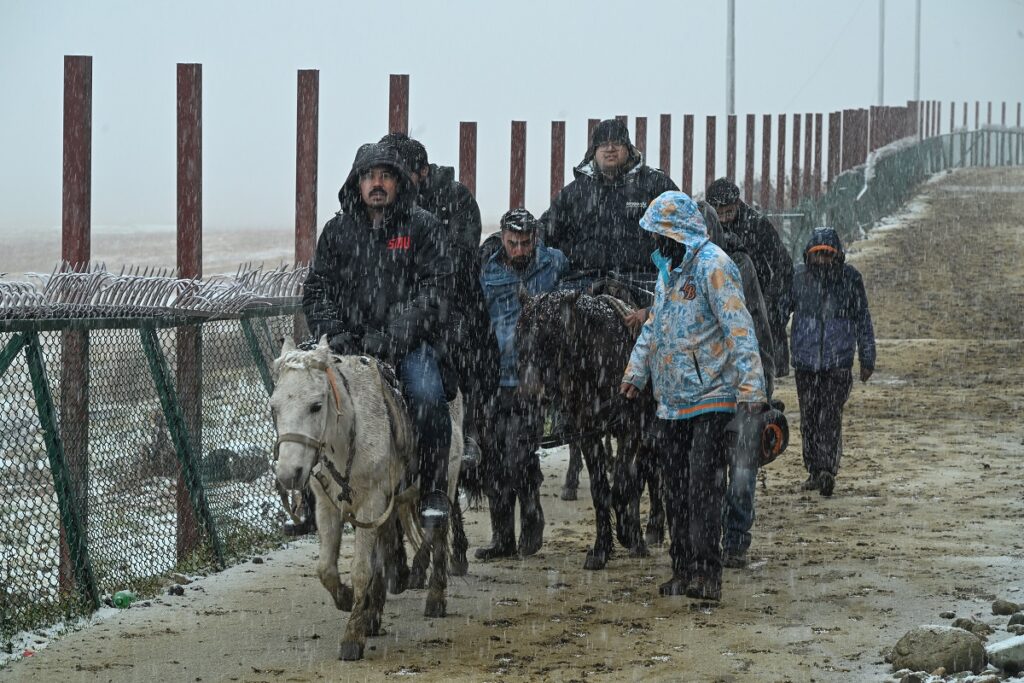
[538,394,625,449]
[273,359,399,531]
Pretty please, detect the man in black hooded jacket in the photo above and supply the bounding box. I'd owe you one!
[541,118,678,290]
[706,177,794,376]
[379,132,501,475]
[302,142,455,529]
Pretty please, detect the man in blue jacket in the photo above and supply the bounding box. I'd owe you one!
[789,227,876,497]
[477,209,568,559]
[620,191,767,603]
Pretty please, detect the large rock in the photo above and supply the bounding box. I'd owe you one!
[986,634,1024,675]
[891,626,987,674]
[992,599,1021,616]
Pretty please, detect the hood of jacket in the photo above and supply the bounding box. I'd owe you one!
[697,200,726,248]
[639,191,711,258]
[338,142,417,216]
[802,226,847,264]
[573,144,644,181]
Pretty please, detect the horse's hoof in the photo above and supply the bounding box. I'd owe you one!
[366,618,387,637]
[337,641,364,661]
[560,487,577,501]
[424,597,447,618]
[628,542,649,559]
[388,567,410,594]
[583,549,608,570]
[333,584,354,612]
[450,555,469,577]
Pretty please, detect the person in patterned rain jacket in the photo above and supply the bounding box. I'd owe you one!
[619,190,766,603]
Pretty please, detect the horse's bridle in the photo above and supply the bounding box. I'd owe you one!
[272,358,400,530]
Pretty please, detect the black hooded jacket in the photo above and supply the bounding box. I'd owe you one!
[540,147,678,279]
[417,164,482,273]
[302,143,453,358]
[722,201,794,324]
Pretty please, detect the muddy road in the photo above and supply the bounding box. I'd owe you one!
[3,167,1022,682]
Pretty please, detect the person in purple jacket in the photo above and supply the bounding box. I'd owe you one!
[789,227,876,497]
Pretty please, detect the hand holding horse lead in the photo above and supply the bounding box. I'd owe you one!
[622,308,647,335]
[619,382,640,400]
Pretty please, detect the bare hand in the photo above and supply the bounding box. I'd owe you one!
[622,308,647,336]
[860,366,874,383]
[619,382,640,400]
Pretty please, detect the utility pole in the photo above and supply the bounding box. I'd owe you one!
[726,0,735,115]
[877,0,885,105]
[913,0,921,100]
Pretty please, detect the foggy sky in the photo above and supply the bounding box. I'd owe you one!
[1,0,1022,246]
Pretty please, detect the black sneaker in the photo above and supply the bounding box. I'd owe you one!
[658,575,689,596]
[818,472,835,497]
[685,576,722,602]
[722,551,748,569]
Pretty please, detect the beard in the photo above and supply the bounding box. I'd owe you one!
[510,255,532,271]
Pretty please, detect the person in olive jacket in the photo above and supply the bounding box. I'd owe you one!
[302,141,455,530]
[541,118,678,290]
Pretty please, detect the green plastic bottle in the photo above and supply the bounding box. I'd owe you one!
[112,590,136,608]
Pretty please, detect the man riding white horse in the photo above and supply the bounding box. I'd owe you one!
[301,141,455,536]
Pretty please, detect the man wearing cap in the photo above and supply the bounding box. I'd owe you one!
[705,177,794,376]
[477,208,568,558]
[302,142,455,533]
[380,132,501,478]
[541,118,678,291]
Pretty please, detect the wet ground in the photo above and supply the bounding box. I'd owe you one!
[2,167,1023,682]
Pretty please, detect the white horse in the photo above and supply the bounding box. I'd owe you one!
[271,336,463,661]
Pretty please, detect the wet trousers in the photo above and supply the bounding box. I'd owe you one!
[656,412,731,582]
[795,369,853,477]
[722,411,761,556]
[485,387,544,496]
[400,343,451,496]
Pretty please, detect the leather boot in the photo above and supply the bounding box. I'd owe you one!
[518,484,545,557]
[475,492,516,560]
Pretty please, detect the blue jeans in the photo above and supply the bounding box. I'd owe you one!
[722,412,759,555]
[400,343,451,497]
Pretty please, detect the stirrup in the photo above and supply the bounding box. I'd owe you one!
[462,435,482,468]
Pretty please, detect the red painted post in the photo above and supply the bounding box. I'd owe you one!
[294,70,319,266]
[176,62,202,562]
[813,113,823,197]
[1002,101,1007,126]
[743,114,755,204]
[616,114,628,125]
[936,101,942,138]
[726,114,737,181]
[682,114,694,195]
[950,101,955,134]
[388,74,409,135]
[802,112,813,198]
[987,100,992,125]
[587,118,599,148]
[790,113,801,207]
[509,120,526,209]
[975,101,980,130]
[760,114,772,208]
[827,111,841,187]
[869,106,881,151]
[60,54,92,595]
[705,115,717,191]
[659,114,672,178]
[841,109,856,171]
[459,122,477,197]
[776,114,787,209]
[963,102,968,129]
[550,121,565,201]
[635,116,647,158]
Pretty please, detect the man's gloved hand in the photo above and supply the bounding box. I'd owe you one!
[327,333,356,355]
[860,366,874,383]
[361,329,397,361]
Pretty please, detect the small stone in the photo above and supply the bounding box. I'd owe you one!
[168,585,185,597]
[899,673,926,683]
[1009,612,1024,626]
[930,666,945,676]
[891,625,986,674]
[993,599,1021,616]
[986,634,1024,674]
[252,557,264,565]
[1008,625,1024,636]
[953,617,994,638]
[939,611,955,619]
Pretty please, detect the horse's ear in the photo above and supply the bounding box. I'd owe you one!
[280,336,296,356]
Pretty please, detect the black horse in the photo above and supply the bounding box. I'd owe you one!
[516,289,663,569]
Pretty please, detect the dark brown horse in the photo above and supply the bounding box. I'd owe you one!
[516,289,663,569]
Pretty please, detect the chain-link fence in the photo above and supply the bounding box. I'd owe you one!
[0,268,303,642]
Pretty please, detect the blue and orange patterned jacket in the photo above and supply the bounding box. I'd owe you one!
[622,192,767,420]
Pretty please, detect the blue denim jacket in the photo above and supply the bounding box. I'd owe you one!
[480,243,568,386]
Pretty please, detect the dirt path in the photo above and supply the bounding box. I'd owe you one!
[3,168,1023,683]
